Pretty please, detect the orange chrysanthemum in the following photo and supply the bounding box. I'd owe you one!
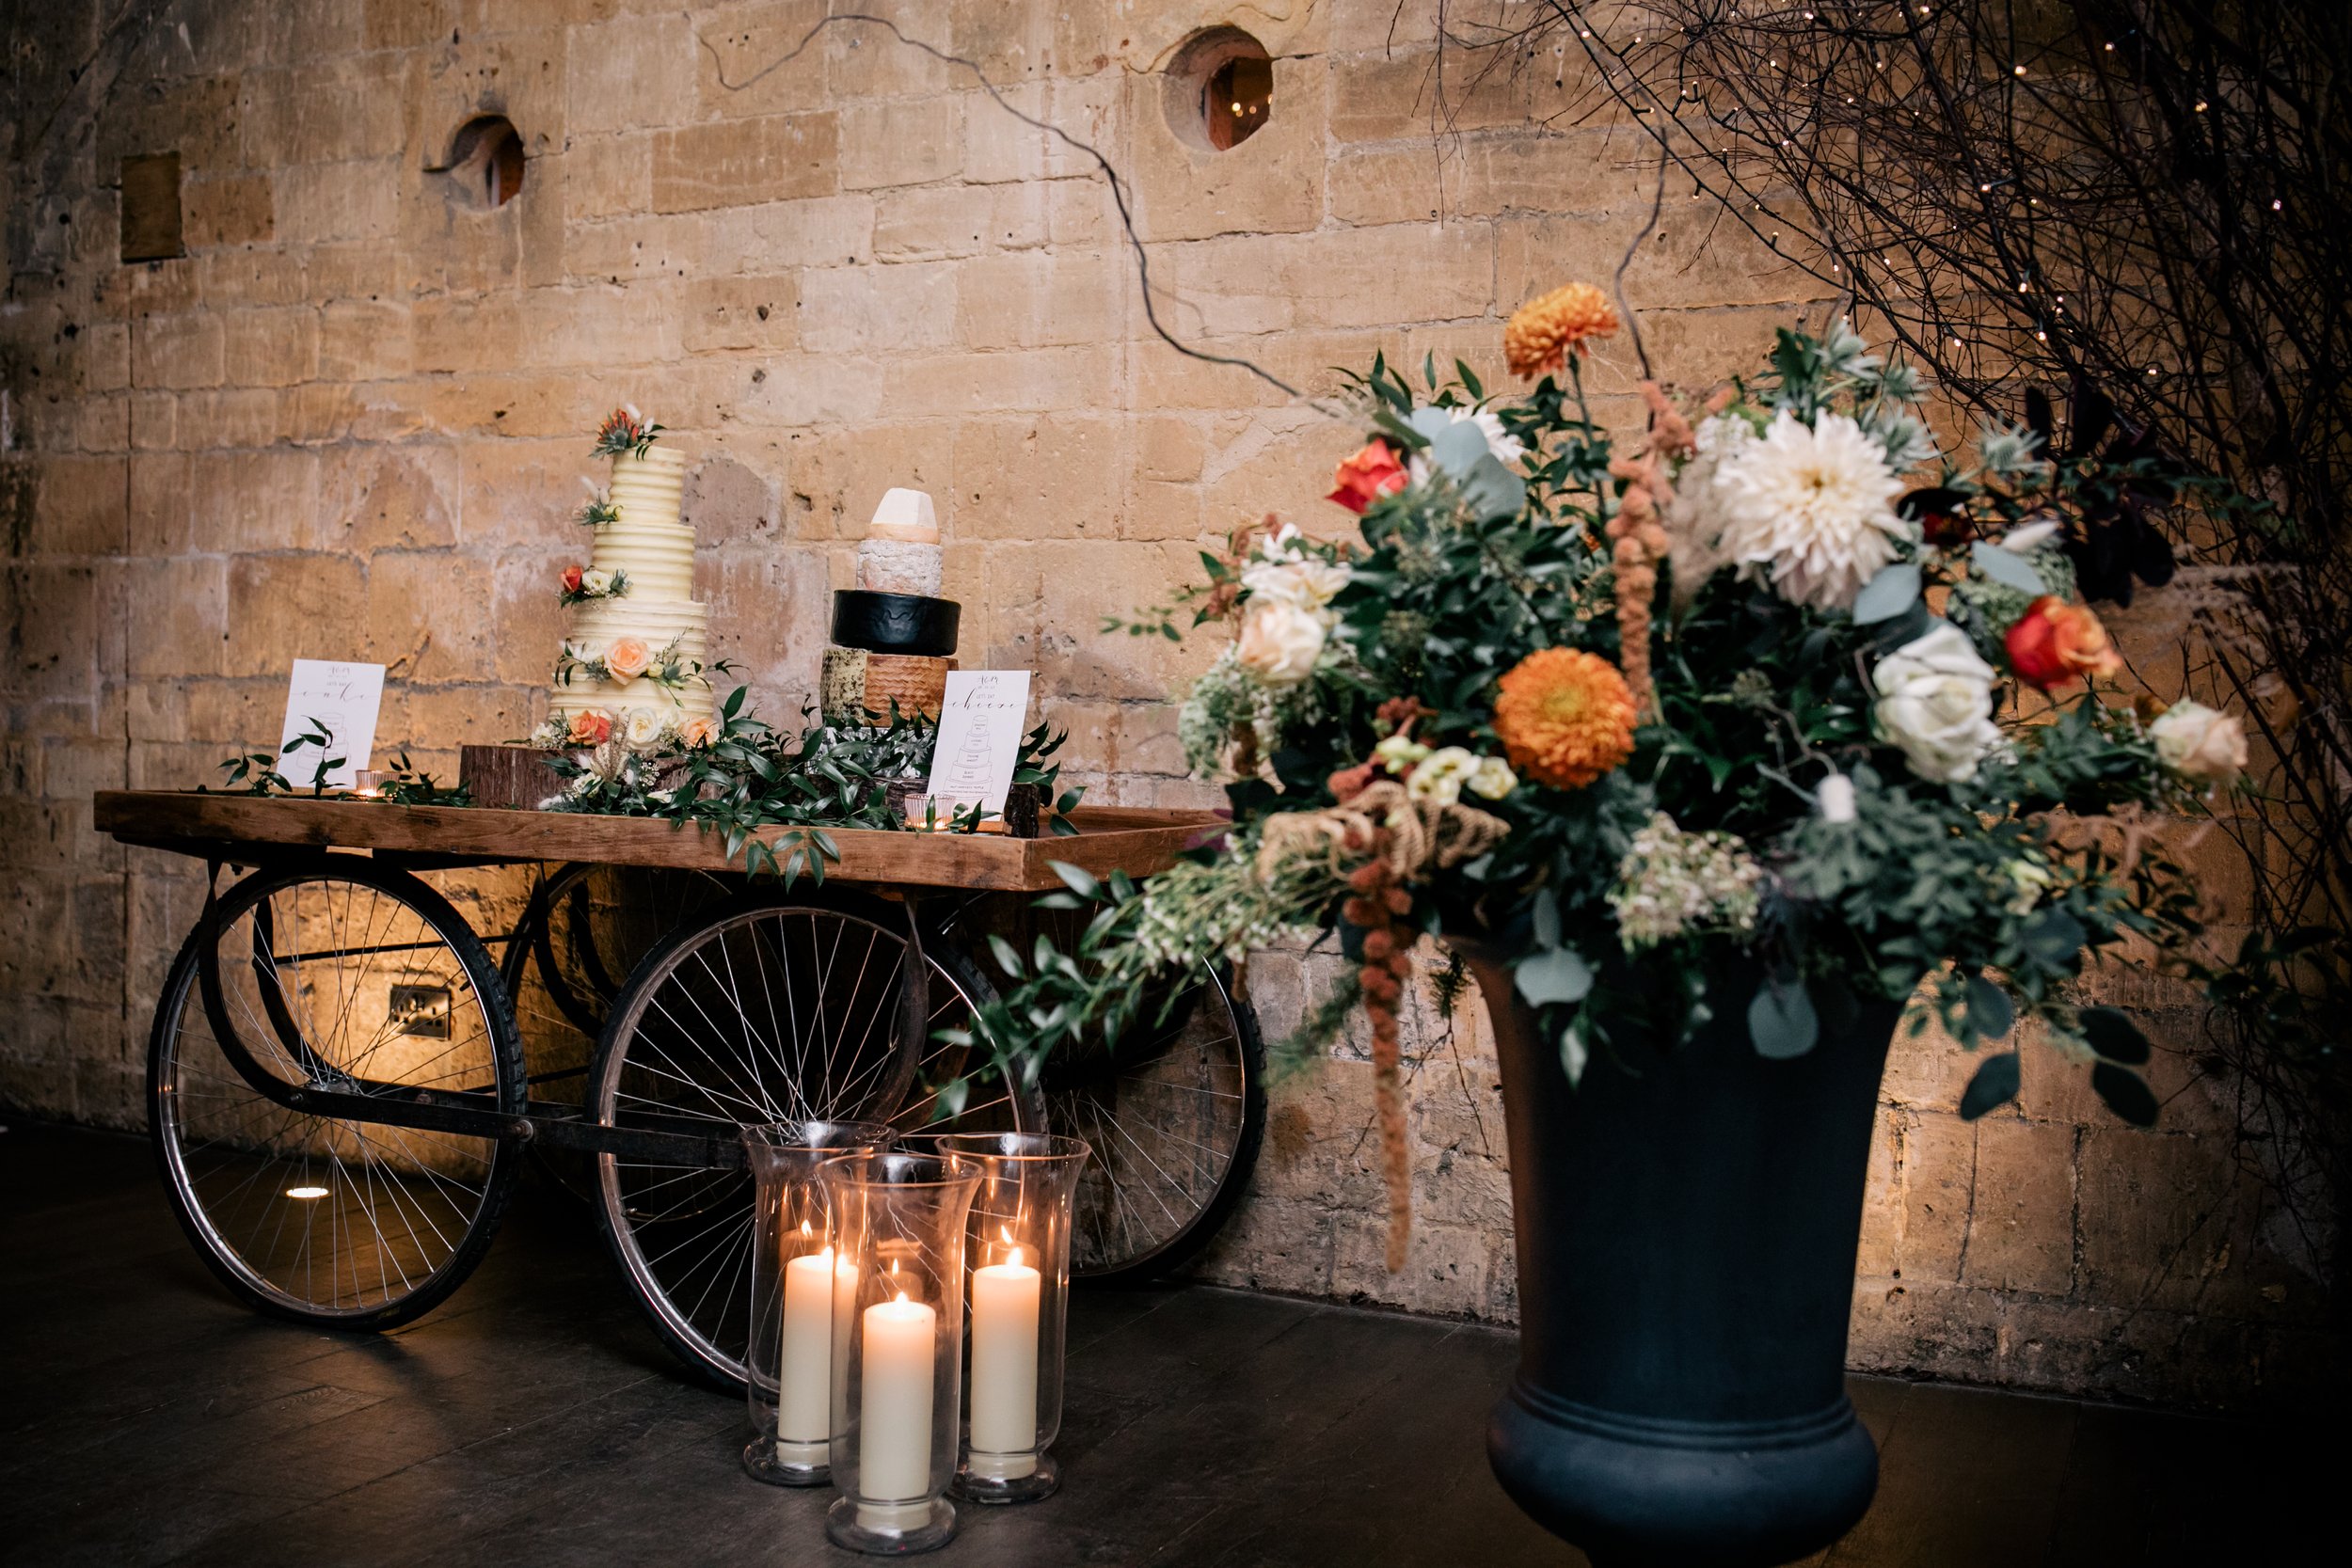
[1493,648,1638,788]
[1503,283,1620,379]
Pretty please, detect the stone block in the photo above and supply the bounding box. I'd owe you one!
[221,306,317,387]
[32,455,130,554]
[320,444,461,553]
[881,345,1115,418]
[836,95,961,191]
[566,9,694,135]
[491,548,569,686]
[953,248,1125,351]
[707,192,874,270]
[191,447,320,553]
[1897,1108,1976,1286]
[4,564,103,699]
[796,260,957,353]
[949,413,1121,540]
[692,0,830,119]
[678,274,799,355]
[132,313,225,390]
[366,0,451,51]
[224,553,367,676]
[1962,1116,2076,1295]
[412,293,525,375]
[128,453,191,556]
[366,549,494,681]
[183,174,276,249]
[405,682,539,748]
[174,388,283,451]
[197,248,311,309]
[653,112,839,214]
[562,133,653,221]
[124,557,229,678]
[683,452,779,545]
[564,211,712,282]
[273,159,402,245]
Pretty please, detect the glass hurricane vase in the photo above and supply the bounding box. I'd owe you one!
[742,1119,898,1487]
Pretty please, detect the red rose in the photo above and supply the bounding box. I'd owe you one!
[562,565,584,594]
[2005,595,2123,689]
[1327,440,1409,515]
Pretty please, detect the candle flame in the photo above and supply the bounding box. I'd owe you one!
[799,1219,812,1237]
[1007,1245,1025,1269]
[895,1290,910,1306]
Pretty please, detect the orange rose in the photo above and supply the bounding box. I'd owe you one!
[1328,440,1409,515]
[2004,595,2122,689]
[566,709,613,746]
[561,564,584,594]
[679,716,720,749]
[603,637,651,681]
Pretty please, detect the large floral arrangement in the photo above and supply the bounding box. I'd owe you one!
[973,293,2245,1265]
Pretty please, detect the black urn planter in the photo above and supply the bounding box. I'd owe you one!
[1456,947,1901,1568]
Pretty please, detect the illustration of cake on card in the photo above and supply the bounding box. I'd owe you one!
[818,487,961,725]
[535,407,719,752]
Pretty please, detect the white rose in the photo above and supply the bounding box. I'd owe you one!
[2149,699,2248,786]
[1241,558,1350,610]
[580,568,614,595]
[1468,755,1518,800]
[1235,599,1328,686]
[1872,622,2004,783]
[624,707,667,749]
[1406,747,1478,806]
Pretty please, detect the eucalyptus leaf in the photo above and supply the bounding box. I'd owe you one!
[2091,1061,2159,1127]
[1964,974,2016,1041]
[1559,1022,1589,1087]
[1851,562,1922,624]
[1406,405,1457,444]
[1960,1051,2021,1119]
[1462,452,1527,519]
[1430,420,1491,478]
[2020,908,2088,967]
[2078,1006,2153,1065]
[1972,542,2048,594]
[987,933,1025,980]
[1532,887,1562,949]
[1515,947,1594,1006]
[1048,861,1103,900]
[1749,979,1820,1058]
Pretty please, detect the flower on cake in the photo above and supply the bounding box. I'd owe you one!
[680,716,720,750]
[592,404,664,461]
[566,709,614,747]
[2004,594,2122,689]
[624,708,667,749]
[603,638,652,682]
[558,566,627,608]
[577,480,620,528]
[562,565,583,594]
[1328,440,1409,515]
[1710,410,1913,612]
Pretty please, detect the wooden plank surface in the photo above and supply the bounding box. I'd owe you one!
[90,790,1227,893]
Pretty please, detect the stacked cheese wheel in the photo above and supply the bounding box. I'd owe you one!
[820,487,960,725]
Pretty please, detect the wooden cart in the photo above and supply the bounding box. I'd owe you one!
[95,790,1262,1391]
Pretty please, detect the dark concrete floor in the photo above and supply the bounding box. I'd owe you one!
[0,1120,2322,1567]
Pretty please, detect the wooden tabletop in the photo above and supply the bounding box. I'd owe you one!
[91,791,1229,893]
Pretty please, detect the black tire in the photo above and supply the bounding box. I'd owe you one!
[1046,960,1268,1285]
[147,857,524,1330]
[587,885,1041,1392]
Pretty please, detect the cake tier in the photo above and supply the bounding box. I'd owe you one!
[856,537,943,598]
[594,449,695,600]
[549,595,715,727]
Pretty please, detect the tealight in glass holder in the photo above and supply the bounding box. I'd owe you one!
[819,1149,982,1556]
[742,1119,898,1488]
[932,1132,1090,1504]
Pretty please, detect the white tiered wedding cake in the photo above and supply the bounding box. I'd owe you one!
[544,409,717,750]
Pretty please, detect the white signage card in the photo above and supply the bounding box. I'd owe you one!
[278,659,387,789]
[923,671,1033,816]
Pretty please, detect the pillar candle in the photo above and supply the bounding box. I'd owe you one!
[968,1249,1041,1473]
[858,1292,937,1511]
[777,1247,844,1448]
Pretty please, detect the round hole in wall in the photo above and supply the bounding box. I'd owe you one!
[1165,28,1272,151]
[446,115,525,210]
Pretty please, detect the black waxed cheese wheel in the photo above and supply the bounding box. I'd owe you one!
[831,590,961,657]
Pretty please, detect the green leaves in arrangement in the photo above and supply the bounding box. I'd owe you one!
[1749,978,1820,1059]
[1851,562,1922,625]
[1970,541,2048,594]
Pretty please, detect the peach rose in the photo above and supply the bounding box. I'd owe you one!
[603,637,651,681]
[567,709,613,746]
[561,564,584,594]
[2004,595,2122,689]
[679,716,720,749]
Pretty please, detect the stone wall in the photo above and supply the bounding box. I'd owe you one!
[1,0,2328,1410]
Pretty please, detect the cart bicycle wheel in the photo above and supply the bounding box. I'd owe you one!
[589,887,1041,1390]
[148,858,524,1329]
[499,863,731,1199]
[1043,959,1267,1283]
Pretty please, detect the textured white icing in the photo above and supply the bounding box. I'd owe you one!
[550,445,714,730]
[855,537,944,597]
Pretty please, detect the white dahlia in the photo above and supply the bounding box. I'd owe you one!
[1712,410,1914,612]
[1661,413,1754,609]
